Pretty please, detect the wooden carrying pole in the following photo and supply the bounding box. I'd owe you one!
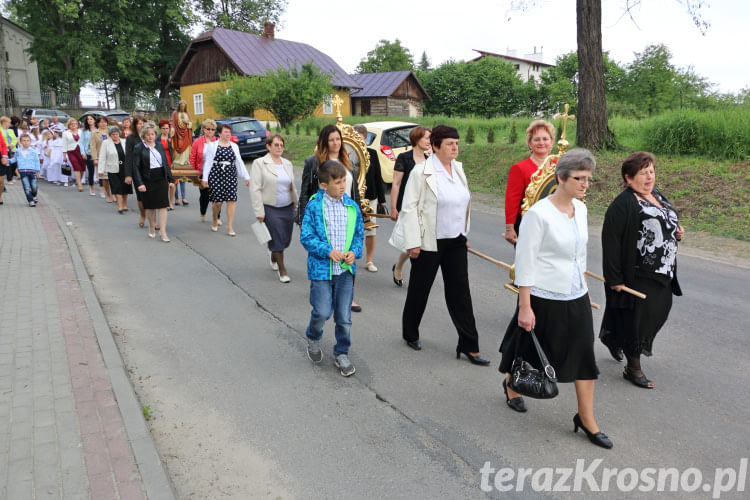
[467,247,512,271]
[584,271,647,300]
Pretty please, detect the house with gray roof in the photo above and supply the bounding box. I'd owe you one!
[168,23,360,122]
[350,71,430,118]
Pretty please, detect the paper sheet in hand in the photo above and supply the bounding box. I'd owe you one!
[251,221,272,245]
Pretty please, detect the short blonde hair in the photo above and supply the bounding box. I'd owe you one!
[140,121,157,140]
[525,120,555,149]
[201,118,217,130]
[66,118,78,129]
[0,116,10,126]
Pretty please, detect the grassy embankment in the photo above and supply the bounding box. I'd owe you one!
[280,110,750,241]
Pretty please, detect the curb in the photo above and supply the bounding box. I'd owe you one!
[46,199,177,500]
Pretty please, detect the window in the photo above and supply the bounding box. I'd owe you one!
[514,64,520,70]
[193,93,204,115]
[323,94,332,115]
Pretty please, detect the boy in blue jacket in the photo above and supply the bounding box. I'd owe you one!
[12,134,41,206]
[300,160,364,376]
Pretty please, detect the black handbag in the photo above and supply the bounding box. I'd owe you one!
[61,161,72,176]
[508,329,559,399]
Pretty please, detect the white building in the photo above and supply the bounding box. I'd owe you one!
[470,48,554,83]
[1,16,42,110]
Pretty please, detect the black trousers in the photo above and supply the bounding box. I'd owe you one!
[402,235,480,352]
[85,158,95,185]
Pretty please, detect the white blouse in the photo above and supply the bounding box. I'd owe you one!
[433,155,470,239]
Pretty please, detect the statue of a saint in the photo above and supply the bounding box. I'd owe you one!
[171,100,193,167]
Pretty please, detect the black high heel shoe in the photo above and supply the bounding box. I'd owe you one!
[573,413,613,449]
[456,348,490,366]
[392,265,403,287]
[601,337,623,362]
[502,379,527,412]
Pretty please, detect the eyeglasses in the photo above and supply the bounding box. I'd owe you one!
[204,128,215,131]
[570,176,593,185]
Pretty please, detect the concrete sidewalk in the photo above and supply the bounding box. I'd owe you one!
[1,184,174,500]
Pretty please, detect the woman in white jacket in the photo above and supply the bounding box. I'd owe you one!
[97,126,129,213]
[497,148,612,449]
[249,134,298,282]
[62,118,87,191]
[201,124,249,236]
[398,125,489,366]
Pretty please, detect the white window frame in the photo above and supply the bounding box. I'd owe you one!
[323,94,333,115]
[193,93,204,115]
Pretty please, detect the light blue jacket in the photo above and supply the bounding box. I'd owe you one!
[13,147,41,172]
[300,189,364,281]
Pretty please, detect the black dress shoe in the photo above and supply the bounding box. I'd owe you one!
[392,264,403,287]
[503,379,527,412]
[456,348,490,366]
[573,413,613,449]
[405,340,422,350]
[601,337,624,362]
[351,304,362,313]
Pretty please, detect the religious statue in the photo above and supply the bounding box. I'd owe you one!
[170,100,193,167]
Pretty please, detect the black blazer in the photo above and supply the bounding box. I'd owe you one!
[124,134,142,179]
[131,141,174,188]
[364,147,385,203]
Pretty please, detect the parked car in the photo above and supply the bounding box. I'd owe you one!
[21,108,73,124]
[193,117,269,159]
[79,109,131,126]
[360,121,418,184]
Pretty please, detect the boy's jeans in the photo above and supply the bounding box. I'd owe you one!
[20,172,38,201]
[306,272,354,356]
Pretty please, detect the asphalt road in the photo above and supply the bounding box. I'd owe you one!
[39,172,750,500]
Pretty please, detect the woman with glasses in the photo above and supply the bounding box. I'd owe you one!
[599,151,683,389]
[190,119,219,223]
[498,149,612,449]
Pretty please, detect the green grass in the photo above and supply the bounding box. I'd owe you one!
[282,110,750,241]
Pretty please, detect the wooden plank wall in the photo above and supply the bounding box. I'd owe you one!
[179,43,236,86]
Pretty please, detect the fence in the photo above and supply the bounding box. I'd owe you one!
[0,88,174,117]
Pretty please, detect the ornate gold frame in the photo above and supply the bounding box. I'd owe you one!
[521,104,575,215]
[332,95,375,230]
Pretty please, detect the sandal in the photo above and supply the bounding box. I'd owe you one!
[623,367,654,389]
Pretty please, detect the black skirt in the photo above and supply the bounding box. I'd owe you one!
[499,293,599,383]
[599,274,673,358]
[264,203,295,252]
[141,167,169,209]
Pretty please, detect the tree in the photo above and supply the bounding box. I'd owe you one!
[198,0,287,33]
[511,0,710,150]
[212,62,333,127]
[7,0,101,93]
[418,51,431,71]
[355,39,414,73]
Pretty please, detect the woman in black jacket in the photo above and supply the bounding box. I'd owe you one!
[132,122,174,242]
[124,115,146,227]
[599,151,684,389]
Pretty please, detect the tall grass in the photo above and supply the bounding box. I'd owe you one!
[639,109,750,159]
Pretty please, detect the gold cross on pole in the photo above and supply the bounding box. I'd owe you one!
[331,94,344,125]
[554,103,575,143]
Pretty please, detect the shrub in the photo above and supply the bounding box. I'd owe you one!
[509,121,518,144]
[466,125,475,144]
[487,127,495,143]
[295,123,300,135]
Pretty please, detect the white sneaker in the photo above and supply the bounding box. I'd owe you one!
[334,354,356,377]
[63,182,69,187]
[366,262,378,272]
[270,253,279,271]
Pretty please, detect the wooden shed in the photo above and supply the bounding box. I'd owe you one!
[350,71,430,118]
[168,23,361,122]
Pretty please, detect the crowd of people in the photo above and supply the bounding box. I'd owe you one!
[1,112,685,449]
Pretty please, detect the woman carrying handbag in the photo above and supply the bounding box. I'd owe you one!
[497,149,613,449]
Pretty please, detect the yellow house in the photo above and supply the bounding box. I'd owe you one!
[168,24,360,123]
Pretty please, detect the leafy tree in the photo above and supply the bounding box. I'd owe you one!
[624,43,677,116]
[355,39,414,73]
[198,0,287,33]
[418,57,525,117]
[7,0,101,93]
[418,51,431,71]
[212,62,333,127]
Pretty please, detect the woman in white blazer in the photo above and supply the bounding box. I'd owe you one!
[497,149,612,449]
[97,126,129,213]
[62,118,87,191]
[201,123,250,236]
[250,134,298,282]
[398,125,489,365]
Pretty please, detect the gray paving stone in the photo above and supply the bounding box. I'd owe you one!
[9,437,32,461]
[34,424,57,445]
[5,479,32,500]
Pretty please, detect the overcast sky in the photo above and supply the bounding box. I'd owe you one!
[277,0,748,94]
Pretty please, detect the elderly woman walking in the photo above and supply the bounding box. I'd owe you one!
[498,149,612,449]
[132,122,174,242]
[97,126,130,213]
[599,151,684,389]
[398,125,489,365]
[190,119,219,223]
[250,133,298,282]
[201,123,250,236]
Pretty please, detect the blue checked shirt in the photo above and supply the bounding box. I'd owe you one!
[323,192,348,275]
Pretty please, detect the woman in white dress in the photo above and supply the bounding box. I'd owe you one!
[47,131,66,186]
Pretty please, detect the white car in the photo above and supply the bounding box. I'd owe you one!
[360,121,418,184]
